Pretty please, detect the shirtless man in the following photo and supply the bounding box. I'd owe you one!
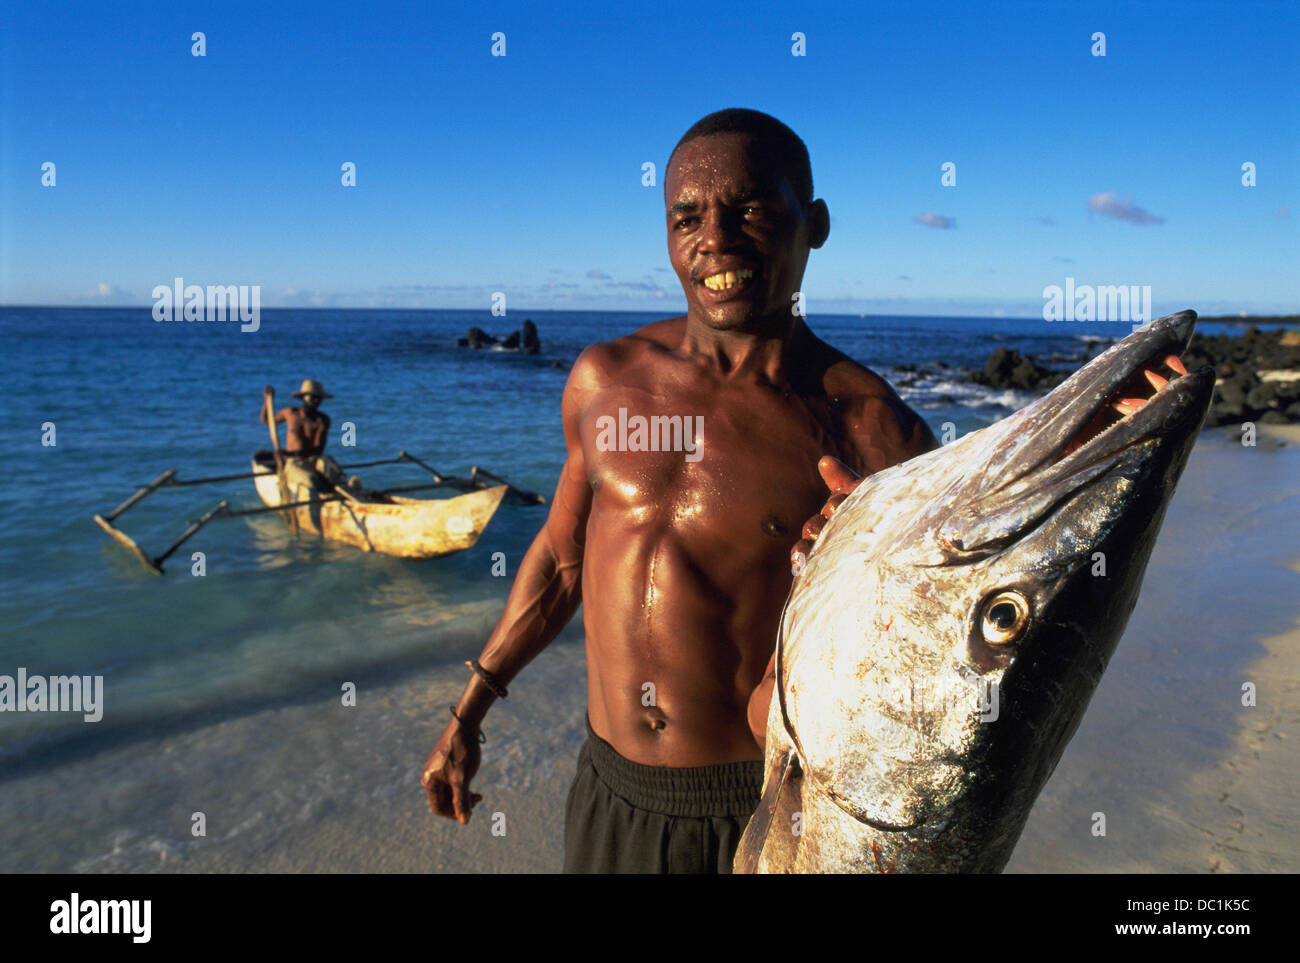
[261,379,347,490]
[262,379,332,458]
[421,109,937,873]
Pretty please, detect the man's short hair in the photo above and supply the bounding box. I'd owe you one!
[668,108,813,206]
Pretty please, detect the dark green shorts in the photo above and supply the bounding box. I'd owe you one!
[563,716,763,874]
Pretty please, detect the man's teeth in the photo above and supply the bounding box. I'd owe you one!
[702,269,754,291]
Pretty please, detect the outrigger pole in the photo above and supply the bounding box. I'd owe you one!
[93,470,231,576]
[397,450,544,505]
[92,469,177,575]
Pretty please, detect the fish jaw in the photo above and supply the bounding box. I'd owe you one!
[741,310,1215,873]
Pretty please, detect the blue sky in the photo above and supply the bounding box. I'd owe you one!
[2,0,1296,316]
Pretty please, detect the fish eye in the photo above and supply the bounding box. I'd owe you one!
[980,591,1029,645]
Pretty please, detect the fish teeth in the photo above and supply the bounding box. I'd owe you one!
[1111,397,1147,416]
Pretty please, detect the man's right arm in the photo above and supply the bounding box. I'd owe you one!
[260,387,290,426]
[421,352,599,823]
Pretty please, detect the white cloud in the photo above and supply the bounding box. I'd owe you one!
[913,212,956,229]
[1087,191,1165,224]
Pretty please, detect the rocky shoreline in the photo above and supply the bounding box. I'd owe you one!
[936,324,1300,427]
[1183,326,1300,425]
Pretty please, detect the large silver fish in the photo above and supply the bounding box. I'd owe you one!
[736,310,1214,873]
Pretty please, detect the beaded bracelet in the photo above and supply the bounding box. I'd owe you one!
[449,705,486,744]
[465,659,509,699]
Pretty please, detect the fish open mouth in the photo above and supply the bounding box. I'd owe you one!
[1059,350,1192,458]
[938,312,1215,559]
[1030,311,1211,472]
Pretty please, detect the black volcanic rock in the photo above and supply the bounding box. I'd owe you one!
[971,347,1062,390]
[522,319,541,354]
[1246,382,1279,411]
[1190,327,1300,426]
[458,326,499,349]
[1220,377,1249,406]
[458,319,543,353]
[955,324,1300,427]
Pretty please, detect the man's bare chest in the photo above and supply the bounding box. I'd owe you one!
[291,412,326,437]
[580,382,837,539]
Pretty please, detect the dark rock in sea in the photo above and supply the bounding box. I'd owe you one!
[1009,358,1039,388]
[458,326,499,349]
[458,319,543,353]
[1259,410,1290,425]
[522,319,541,354]
[971,347,1061,390]
[1286,401,1300,421]
[973,347,1014,387]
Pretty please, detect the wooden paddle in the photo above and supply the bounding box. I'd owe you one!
[264,389,299,534]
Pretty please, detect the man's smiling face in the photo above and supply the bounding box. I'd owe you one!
[665,132,827,333]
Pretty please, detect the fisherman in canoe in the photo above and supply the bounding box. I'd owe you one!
[421,108,937,873]
[261,379,350,492]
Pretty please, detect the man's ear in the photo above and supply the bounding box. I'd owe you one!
[807,199,829,249]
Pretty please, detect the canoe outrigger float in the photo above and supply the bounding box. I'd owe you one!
[93,450,544,575]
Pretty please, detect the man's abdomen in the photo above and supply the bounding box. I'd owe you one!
[581,522,787,767]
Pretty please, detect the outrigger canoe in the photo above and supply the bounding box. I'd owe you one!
[250,450,505,558]
[93,449,544,574]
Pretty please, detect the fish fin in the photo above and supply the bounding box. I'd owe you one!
[734,748,797,874]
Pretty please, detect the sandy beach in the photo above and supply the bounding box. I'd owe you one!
[1,426,1295,874]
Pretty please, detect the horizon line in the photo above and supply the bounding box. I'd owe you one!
[2,304,1294,323]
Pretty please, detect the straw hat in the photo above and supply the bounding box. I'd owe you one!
[292,379,333,400]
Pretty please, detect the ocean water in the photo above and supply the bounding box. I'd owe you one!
[0,306,1232,776]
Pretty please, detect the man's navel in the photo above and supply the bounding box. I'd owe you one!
[644,705,668,734]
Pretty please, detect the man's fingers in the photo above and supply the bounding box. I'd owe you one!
[427,778,451,817]
[821,492,848,517]
[817,455,861,494]
[792,460,862,577]
[451,779,474,824]
[790,538,812,575]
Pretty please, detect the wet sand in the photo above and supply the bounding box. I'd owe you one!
[1,427,1295,874]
